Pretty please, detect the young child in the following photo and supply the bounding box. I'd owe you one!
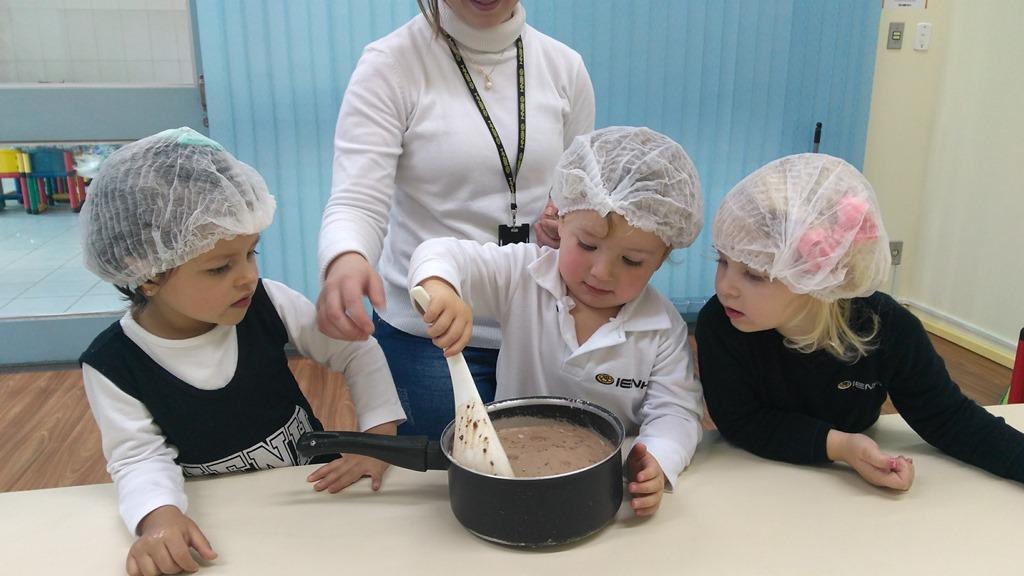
[698,153,1024,490]
[78,128,406,575]
[408,126,705,516]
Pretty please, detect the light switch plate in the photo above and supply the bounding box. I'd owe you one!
[888,22,905,50]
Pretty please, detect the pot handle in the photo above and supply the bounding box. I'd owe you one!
[297,431,449,472]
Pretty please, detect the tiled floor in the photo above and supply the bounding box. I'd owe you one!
[0,203,125,318]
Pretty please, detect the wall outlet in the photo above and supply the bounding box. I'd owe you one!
[914,22,932,51]
[889,241,904,266]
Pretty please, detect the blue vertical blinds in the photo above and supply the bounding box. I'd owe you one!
[196,0,880,311]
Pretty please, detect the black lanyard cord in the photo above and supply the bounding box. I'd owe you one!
[444,34,526,226]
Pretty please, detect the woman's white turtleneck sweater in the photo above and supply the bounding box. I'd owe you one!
[319,2,595,348]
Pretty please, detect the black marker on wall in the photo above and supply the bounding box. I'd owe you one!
[812,122,822,153]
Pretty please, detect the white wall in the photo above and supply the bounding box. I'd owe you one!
[0,0,194,85]
[864,0,1024,361]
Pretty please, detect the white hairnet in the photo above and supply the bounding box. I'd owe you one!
[712,153,891,302]
[81,127,276,289]
[550,126,703,249]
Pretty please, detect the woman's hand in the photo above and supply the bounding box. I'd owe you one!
[533,199,561,249]
[416,278,473,357]
[127,506,216,576]
[625,442,666,517]
[307,421,399,492]
[827,430,915,491]
[316,252,386,341]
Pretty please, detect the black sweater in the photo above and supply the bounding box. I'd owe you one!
[696,293,1024,482]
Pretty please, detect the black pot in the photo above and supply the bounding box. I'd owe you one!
[297,396,625,547]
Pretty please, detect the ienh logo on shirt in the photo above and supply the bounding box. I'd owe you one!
[836,380,880,391]
[595,373,648,390]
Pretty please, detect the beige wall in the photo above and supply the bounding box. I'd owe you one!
[863,0,1024,360]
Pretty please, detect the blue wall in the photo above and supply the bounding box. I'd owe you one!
[196,0,881,312]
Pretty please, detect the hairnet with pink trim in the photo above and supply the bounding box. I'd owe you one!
[712,153,891,301]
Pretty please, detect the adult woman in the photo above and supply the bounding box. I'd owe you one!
[317,0,595,438]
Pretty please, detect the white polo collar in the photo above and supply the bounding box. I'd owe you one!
[527,248,673,333]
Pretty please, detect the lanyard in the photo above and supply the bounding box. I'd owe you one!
[444,34,526,226]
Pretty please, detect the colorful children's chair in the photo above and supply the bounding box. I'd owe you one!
[1003,328,1024,404]
[26,148,87,214]
[19,150,47,214]
[0,149,27,211]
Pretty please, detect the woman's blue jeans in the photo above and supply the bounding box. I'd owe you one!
[373,313,498,439]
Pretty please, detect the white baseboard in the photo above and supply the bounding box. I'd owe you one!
[900,299,1015,368]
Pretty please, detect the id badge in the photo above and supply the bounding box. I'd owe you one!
[498,223,530,246]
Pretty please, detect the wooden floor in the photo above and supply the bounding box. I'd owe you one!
[0,334,1011,493]
[0,358,360,492]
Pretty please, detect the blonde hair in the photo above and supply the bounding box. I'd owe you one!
[783,297,879,364]
[723,234,882,363]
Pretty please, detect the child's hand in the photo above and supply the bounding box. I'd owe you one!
[307,454,390,493]
[827,430,915,491]
[127,505,216,576]
[625,442,666,517]
[306,421,398,492]
[416,278,473,357]
[701,398,718,431]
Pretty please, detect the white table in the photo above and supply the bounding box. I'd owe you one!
[3,406,1022,575]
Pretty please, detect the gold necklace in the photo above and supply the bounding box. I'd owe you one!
[476,47,508,90]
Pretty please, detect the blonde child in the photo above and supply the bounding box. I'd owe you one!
[408,126,705,516]
[78,128,405,575]
[698,153,1024,490]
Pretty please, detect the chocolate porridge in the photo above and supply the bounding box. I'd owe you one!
[495,416,616,477]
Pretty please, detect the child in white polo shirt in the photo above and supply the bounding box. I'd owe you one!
[408,126,704,516]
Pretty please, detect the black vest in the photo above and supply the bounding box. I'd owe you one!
[80,279,331,476]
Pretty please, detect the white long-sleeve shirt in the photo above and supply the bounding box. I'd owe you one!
[82,279,405,533]
[318,3,595,348]
[408,239,703,486]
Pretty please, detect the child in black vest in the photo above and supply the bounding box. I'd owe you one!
[79,128,405,575]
